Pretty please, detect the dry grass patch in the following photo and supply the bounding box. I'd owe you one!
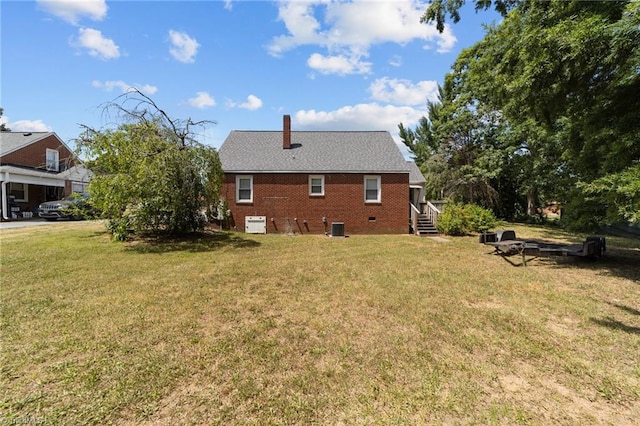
[1,221,639,425]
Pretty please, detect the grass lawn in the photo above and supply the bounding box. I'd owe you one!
[1,221,639,425]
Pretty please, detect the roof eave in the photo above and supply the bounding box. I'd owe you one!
[223,170,410,174]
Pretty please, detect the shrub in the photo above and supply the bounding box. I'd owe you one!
[436,202,496,235]
[464,204,497,233]
[436,203,468,236]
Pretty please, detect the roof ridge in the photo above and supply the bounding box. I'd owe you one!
[219,129,409,173]
[231,130,389,133]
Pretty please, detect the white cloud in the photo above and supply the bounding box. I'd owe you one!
[239,95,263,110]
[226,95,263,111]
[369,77,439,106]
[296,103,425,131]
[168,30,200,63]
[268,0,457,74]
[74,27,120,60]
[92,80,157,95]
[295,103,427,157]
[37,0,107,25]
[307,52,372,75]
[268,1,325,57]
[6,119,53,133]
[389,55,403,67]
[188,92,216,109]
[223,0,233,11]
[426,25,457,53]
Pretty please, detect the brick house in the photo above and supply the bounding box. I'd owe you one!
[0,132,91,220]
[218,115,428,235]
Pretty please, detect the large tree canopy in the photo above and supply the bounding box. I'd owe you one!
[407,0,640,228]
[421,0,517,32]
[77,91,223,240]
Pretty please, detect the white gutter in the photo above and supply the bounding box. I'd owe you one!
[0,166,67,187]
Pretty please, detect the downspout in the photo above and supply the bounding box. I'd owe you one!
[2,172,9,220]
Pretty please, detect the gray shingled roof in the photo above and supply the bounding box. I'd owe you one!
[407,161,426,186]
[219,131,409,173]
[0,132,54,156]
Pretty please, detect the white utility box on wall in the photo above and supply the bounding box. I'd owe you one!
[245,216,267,234]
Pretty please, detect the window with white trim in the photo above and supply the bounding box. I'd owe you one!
[309,175,325,196]
[364,175,381,203]
[9,183,28,202]
[46,148,59,171]
[72,182,87,194]
[236,175,253,203]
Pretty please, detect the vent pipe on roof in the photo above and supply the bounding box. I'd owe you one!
[283,114,291,149]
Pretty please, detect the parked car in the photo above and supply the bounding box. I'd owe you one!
[38,193,92,221]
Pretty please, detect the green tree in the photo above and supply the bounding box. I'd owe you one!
[77,91,223,240]
[588,165,640,224]
[422,0,640,227]
[421,0,517,32]
[398,117,434,167]
[399,87,450,200]
[400,80,507,209]
[398,86,444,167]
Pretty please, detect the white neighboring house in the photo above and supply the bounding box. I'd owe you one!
[0,132,92,220]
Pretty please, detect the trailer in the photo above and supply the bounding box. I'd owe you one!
[481,230,606,266]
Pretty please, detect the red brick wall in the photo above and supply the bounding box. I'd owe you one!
[0,135,75,170]
[222,173,409,234]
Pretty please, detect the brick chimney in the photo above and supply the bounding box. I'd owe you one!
[283,114,291,149]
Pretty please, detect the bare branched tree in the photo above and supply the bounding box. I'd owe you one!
[100,89,216,148]
[77,90,223,240]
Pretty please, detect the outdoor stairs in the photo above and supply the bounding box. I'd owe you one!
[417,214,438,236]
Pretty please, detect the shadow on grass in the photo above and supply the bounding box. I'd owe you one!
[124,231,261,254]
[591,303,640,334]
[540,247,640,283]
[590,317,640,335]
[608,302,640,317]
[596,247,640,283]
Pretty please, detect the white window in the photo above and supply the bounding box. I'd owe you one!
[9,183,28,202]
[236,175,253,203]
[72,182,87,194]
[46,148,59,171]
[309,175,325,196]
[364,175,381,203]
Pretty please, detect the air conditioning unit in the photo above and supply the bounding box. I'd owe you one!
[331,222,345,237]
[245,216,267,234]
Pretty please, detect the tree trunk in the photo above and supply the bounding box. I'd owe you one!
[526,187,537,216]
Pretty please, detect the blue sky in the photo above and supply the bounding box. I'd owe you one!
[1,0,499,156]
